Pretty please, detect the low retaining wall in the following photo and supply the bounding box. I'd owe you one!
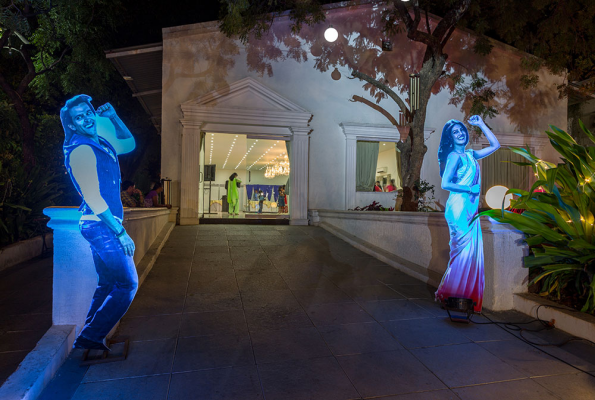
[0,233,53,273]
[0,206,178,400]
[310,209,528,311]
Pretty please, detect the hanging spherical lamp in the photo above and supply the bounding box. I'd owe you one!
[324,26,338,42]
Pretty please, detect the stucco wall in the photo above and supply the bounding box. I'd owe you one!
[161,2,567,212]
[312,209,527,311]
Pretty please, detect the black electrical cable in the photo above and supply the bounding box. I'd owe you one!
[466,305,595,378]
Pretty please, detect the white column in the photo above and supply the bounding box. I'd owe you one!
[345,135,357,210]
[180,124,202,225]
[289,127,310,225]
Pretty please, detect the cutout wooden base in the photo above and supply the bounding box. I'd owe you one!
[80,337,130,366]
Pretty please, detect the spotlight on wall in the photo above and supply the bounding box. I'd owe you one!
[324,26,338,42]
[486,185,513,209]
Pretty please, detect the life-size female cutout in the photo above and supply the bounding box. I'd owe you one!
[435,115,500,313]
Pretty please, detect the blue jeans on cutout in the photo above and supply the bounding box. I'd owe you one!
[78,220,138,343]
[258,201,263,213]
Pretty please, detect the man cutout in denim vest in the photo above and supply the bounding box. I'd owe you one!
[61,94,138,352]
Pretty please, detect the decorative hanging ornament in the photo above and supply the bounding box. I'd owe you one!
[331,68,341,81]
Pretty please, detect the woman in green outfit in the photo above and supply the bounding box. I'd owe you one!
[227,172,241,216]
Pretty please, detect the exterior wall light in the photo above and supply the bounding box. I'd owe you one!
[486,185,512,209]
[324,26,338,42]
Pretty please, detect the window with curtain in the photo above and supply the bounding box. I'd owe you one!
[481,148,530,196]
[356,141,402,192]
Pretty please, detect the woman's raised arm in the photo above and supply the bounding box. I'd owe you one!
[469,115,500,160]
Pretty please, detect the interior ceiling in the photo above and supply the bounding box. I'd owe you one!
[205,133,288,171]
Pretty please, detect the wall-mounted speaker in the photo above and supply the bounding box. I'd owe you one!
[204,164,216,182]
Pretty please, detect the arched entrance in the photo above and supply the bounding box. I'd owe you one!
[178,77,312,225]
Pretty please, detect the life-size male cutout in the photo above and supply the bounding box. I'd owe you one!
[60,94,138,351]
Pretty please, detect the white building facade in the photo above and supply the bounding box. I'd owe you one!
[159,2,566,225]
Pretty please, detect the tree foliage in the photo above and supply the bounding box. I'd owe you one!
[0,0,125,165]
[481,122,595,314]
[461,0,595,94]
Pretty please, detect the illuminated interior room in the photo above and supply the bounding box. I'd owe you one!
[199,133,290,220]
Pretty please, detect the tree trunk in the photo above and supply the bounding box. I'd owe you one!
[12,98,36,167]
[398,55,446,211]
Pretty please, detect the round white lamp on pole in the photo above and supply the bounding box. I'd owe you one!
[486,185,513,209]
[324,26,338,42]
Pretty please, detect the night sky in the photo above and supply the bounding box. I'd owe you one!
[116,0,221,47]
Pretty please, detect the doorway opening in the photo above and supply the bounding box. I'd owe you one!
[199,132,291,224]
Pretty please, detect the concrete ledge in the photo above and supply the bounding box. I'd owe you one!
[0,325,75,400]
[0,234,53,273]
[319,221,435,285]
[514,293,595,343]
[136,221,175,285]
[314,209,528,311]
[0,216,177,399]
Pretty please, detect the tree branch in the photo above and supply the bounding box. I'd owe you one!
[440,25,457,49]
[36,46,69,76]
[432,0,471,44]
[0,28,12,49]
[351,70,410,118]
[16,44,37,96]
[393,1,440,50]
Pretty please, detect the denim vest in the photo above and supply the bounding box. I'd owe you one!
[63,134,124,220]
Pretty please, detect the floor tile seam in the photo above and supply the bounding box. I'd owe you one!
[361,388,461,400]
[363,311,458,390]
[447,376,543,390]
[277,263,397,400]
[472,314,595,376]
[165,234,198,400]
[0,327,49,334]
[476,337,593,377]
[253,357,362,400]
[0,349,31,354]
[528,374,588,400]
[127,311,183,318]
[234,246,269,400]
[81,372,171,385]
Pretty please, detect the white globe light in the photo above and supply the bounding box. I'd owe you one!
[324,27,338,42]
[486,185,513,209]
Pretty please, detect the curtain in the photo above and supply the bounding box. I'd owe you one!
[395,148,402,188]
[356,141,380,192]
[481,149,529,195]
[285,140,291,195]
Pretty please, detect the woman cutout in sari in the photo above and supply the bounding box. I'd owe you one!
[435,115,500,313]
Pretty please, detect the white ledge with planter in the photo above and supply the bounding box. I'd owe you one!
[309,209,595,342]
[309,209,528,312]
[0,206,178,400]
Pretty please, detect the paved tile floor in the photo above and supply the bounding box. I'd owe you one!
[39,225,595,400]
[0,256,52,385]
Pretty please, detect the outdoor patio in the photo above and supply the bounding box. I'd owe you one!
[37,225,595,400]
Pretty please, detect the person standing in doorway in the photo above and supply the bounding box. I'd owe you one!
[227,172,242,217]
[257,190,265,214]
[277,186,285,214]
